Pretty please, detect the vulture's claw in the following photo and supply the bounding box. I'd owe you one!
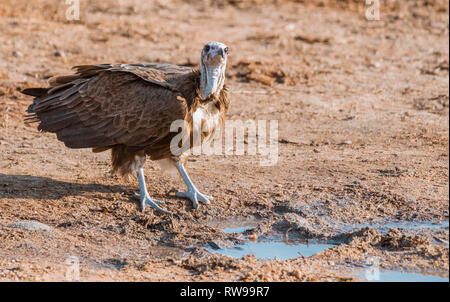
[135,193,172,214]
[136,167,173,215]
[133,192,165,205]
[176,190,212,209]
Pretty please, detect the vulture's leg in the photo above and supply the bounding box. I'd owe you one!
[174,161,212,209]
[134,166,173,214]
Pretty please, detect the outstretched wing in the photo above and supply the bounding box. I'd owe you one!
[24,64,196,149]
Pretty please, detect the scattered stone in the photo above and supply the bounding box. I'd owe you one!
[342,115,355,121]
[12,50,23,58]
[279,138,307,145]
[54,50,65,57]
[9,221,52,231]
[404,111,416,117]
[248,234,258,242]
[339,140,352,145]
[294,34,330,44]
[377,166,414,177]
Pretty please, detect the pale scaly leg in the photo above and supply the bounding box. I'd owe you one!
[134,166,173,214]
[175,161,212,209]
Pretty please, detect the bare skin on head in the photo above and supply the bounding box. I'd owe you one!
[200,41,228,99]
[22,41,230,214]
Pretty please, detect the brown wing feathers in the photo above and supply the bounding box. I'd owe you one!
[23,64,195,151]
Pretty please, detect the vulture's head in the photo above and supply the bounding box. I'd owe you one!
[200,41,228,99]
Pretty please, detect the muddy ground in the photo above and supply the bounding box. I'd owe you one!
[0,0,448,281]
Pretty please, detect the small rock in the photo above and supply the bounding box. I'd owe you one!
[342,116,355,121]
[54,50,65,57]
[340,140,352,145]
[9,221,52,231]
[294,270,302,280]
[12,51,23,58]
[248,234,258,242]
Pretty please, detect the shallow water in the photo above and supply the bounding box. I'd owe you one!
[357,270,449,282]
[353,220,449,232]
[206,217,259,232]
[210,222,335,260]
[213,219,449,278]
[208,240,335,260]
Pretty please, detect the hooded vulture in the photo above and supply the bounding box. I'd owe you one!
[22,41,230,214]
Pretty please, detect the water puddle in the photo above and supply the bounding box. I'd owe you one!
[206,217,449,280]
[205,217,259,232]
[208,224,334,260]
[351,220,449,233]
[357,270,449,282]
[208,239,335,260]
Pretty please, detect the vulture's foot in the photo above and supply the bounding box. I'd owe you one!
[136,166,173,215]
[134,192,172,214]
[175,190,212,209]
[175,161,212,210]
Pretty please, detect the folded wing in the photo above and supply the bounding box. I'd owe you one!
[24,64,196,150]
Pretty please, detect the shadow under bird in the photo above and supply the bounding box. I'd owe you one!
[22,41,230,214]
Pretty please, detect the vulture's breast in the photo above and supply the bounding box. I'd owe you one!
[192,102,222,142]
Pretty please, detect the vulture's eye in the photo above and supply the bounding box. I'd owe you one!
[224,47,229,54]
[204,45,210,52]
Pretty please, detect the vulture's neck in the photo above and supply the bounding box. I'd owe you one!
[200,61,226,99]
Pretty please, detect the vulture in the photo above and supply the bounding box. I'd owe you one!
[22,41,230,214]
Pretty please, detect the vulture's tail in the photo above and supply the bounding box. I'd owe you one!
[20,71,106,145]
[21,88,48,113]
[21,65,112,114]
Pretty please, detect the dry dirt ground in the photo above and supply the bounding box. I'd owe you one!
[0,0,448,281]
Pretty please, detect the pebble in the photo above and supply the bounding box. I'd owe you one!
[12,50,23,58]
[248,234,258,242]
[9,221,52,231]
[54,50,65,57]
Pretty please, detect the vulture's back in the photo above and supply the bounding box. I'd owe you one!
[23,64,200,151]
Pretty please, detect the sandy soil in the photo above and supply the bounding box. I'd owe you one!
[0,0,448,281]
